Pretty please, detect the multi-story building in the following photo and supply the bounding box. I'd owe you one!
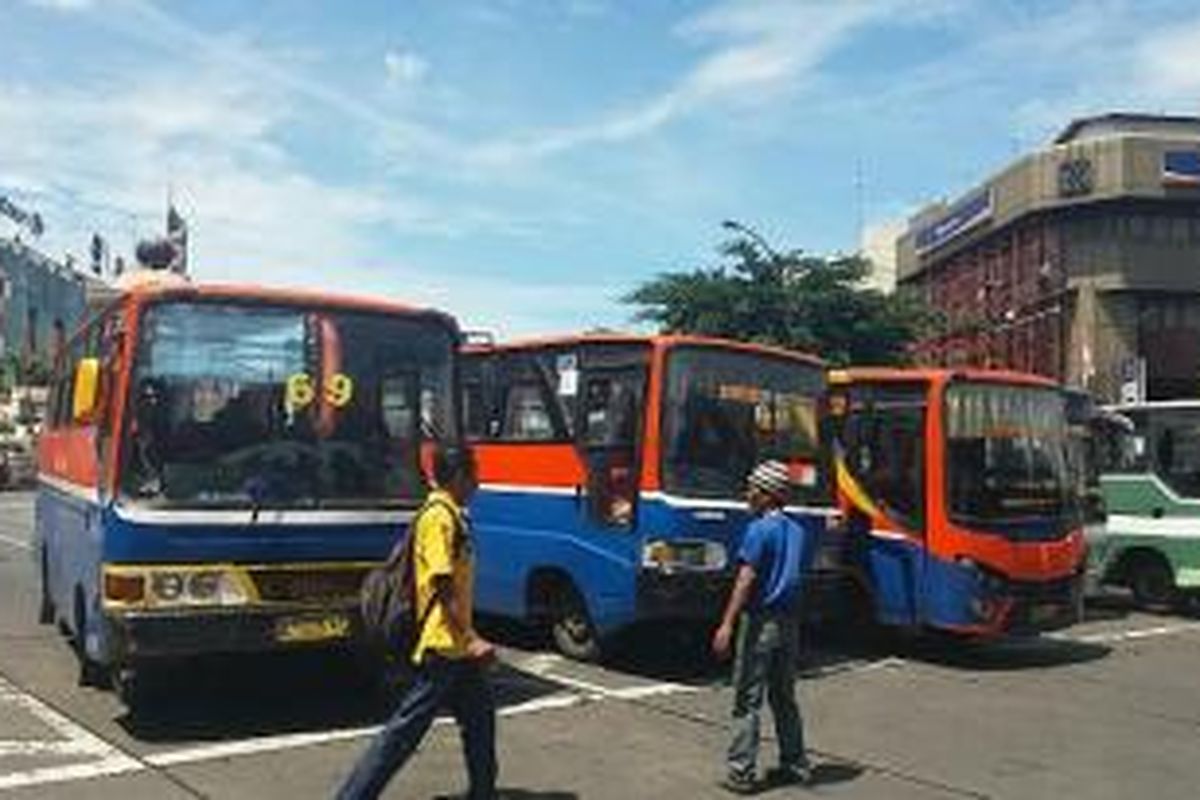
[897,113,1200,402]
[0,237,87,381]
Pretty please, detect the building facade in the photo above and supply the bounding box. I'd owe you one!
[0,237,87,382]
[897,113,1200,402]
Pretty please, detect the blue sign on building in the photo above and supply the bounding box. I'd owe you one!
[1162,150,1200,186]
[915,188,994,254]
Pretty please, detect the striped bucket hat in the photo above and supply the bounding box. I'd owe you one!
[747,460,791,500]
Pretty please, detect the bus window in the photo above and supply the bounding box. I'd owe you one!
[578,359,646,528]
[945,382,1073,539]
[662,346,824,502]
[842,384,926,532]
[1143,408,1200,498]
[497,352,572,442]
[120,301,454,508]
[461,358,489,440]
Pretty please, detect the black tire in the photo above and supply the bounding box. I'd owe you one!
[115,667,144,710]
[1128,555,1177,610]
[73,591,110,689]
[550,582,602,662]
[38,551,54,626]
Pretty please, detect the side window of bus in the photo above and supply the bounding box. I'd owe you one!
[844,384,926,532]
[578,367,644,528]
[460,358,490,440]
[497,353,570,442]
[1148,411,1200,498]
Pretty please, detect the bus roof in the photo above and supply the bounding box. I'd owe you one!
[462,332,824,367]
[108,279,459,330]
[828,366,1059,388]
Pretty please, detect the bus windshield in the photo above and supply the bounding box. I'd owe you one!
[945,381,1074,539]
[121,300,456,509]
[662,346,824,502]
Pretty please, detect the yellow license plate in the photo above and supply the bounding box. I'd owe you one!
[275,614,352,643]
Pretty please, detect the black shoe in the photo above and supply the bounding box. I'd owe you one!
[720,771,759,795]
[766,764,812,786]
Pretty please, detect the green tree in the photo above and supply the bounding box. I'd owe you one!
[623,223,934,366]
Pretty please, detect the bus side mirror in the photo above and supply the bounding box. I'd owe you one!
[73,358,101,424]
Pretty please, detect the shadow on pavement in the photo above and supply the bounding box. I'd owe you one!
[891,634,1111,671]
[118,652,566,744]
[809,761,866,787]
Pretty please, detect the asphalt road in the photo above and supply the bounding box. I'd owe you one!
[2,491,1199,799]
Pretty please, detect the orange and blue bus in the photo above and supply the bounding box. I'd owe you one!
[460,334,831,659]
[36,276,459,701]
[827,368,1086,636]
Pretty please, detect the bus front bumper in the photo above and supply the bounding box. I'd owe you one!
[636,569,731,621]
[103,605,366,663]
[989,573,1085,636]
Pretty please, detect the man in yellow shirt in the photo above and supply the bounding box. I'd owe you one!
[336,445,497,800]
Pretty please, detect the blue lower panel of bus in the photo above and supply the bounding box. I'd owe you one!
[856,534,1081,633]
[470,488,826,636]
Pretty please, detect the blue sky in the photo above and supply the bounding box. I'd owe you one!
[4,0,1200,335]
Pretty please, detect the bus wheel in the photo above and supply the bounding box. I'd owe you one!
[115,666,155,715]
[1128,554,1177,610]
[38,551,54,625]
[550,583,601,662]
[73,591,110,689]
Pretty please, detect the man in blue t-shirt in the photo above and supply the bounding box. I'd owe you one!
[712,460,815,794]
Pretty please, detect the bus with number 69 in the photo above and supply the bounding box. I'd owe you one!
[36,274,459,705]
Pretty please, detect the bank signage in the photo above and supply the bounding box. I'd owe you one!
[1162,150,1200,186]
[914,188,993,254]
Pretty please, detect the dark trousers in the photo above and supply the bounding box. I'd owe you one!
[336,655,497,800]
[727,609,807,777]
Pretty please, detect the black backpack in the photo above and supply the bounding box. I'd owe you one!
[360,499,456,658]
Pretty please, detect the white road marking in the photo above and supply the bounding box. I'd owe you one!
[144,691,585,769]
[0,534,30,552]
[0,675,142,791]
[1051,621,1200,645]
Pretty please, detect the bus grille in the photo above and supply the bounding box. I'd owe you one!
[249,567,370,604]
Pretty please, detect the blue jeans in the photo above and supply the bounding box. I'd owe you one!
[727,609,807,777]
[336,655,496,800]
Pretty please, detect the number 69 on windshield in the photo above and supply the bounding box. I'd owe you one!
[285,372,354,411]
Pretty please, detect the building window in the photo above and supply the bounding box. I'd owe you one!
[52,318,65,358]
[26,307,37,358]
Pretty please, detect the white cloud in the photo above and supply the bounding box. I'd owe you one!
[384,49,429,86]
[1136,20,1200,99]
[467,0,901,166]
[23,0,94,10]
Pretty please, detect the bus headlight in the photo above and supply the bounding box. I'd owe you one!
[149,569,251,607]
[642,539,727,572]
[152,572,185,601]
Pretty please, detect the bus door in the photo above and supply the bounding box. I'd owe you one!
[468,348,577,616]
[573,344,648,533]
[838,382,928,626]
